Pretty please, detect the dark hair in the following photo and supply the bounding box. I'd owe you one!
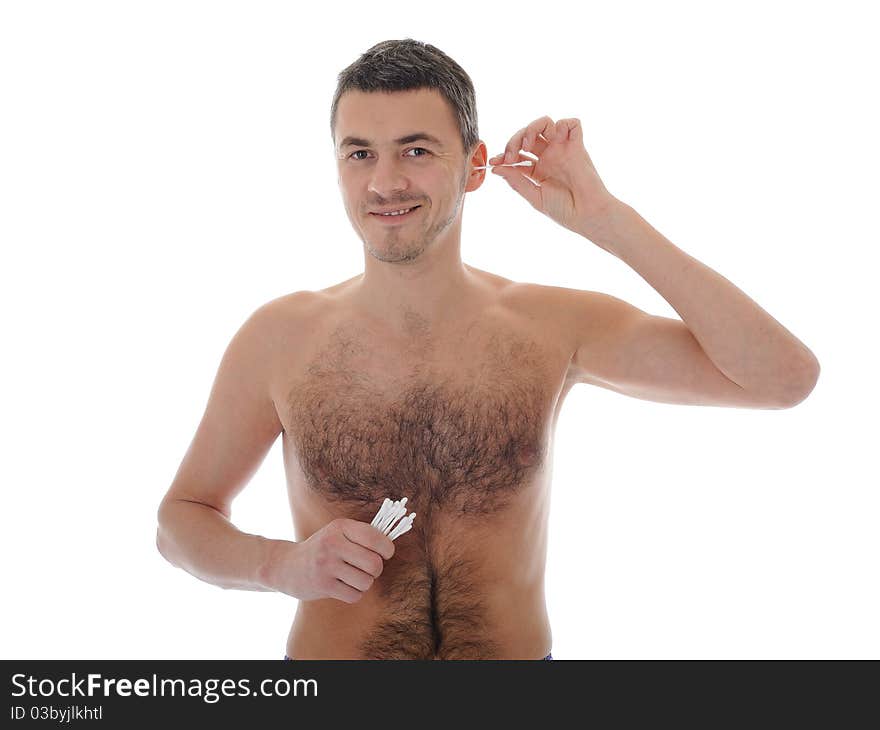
[330,39,479,156]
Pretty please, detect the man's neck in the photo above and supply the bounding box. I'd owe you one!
[352,255,477,330]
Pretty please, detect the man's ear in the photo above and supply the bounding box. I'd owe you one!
[465,141,489,193]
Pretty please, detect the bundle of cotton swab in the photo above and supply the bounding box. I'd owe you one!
[370,497,416,541]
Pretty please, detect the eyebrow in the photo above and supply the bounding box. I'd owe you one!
[339,132,444,150]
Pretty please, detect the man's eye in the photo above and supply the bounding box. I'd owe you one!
[349,148,431,161]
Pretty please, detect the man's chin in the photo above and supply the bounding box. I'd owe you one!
[369,250,423,264]
[365,239,428,264]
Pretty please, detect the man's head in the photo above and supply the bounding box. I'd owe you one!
[330,39,488,265]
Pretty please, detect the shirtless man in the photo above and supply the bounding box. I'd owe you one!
[155,39,820,660]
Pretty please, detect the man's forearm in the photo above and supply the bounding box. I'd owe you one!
[156,499,287,592]
[587,200,820,400]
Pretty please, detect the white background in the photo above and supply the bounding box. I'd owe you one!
[2,1,877,659]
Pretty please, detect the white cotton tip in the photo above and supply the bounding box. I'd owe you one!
[383,504,406,535]
[388,513,416,540]
[371,498,391,527]
[390,523,412,541]
[387,514,406,539]
[378,501,401,533]
[388,498,408,531]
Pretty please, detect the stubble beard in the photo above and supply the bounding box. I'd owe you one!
[363,171,468,264]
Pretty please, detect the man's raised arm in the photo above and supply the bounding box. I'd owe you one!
[488,116,819,406]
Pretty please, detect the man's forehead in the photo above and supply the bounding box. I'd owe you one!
[338,131,446,150]
[335,88,456,148]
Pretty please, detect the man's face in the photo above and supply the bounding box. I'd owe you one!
[334,88,486,264]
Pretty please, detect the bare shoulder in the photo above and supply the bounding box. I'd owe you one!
[495,279,614,356]
[258,274,362,324]
[517,282,623,323]
[234,290,333,372]
[462,264,615,352]
[260,289,328,322]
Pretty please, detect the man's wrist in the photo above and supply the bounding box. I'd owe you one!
[255,537,294,592]
[575,195,629,252]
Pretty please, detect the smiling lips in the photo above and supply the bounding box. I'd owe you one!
[369,205,421,222]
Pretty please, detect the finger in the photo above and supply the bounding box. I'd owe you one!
[491,165,542,210]
[341,518,395,560]
[339,540,385,578]
[555,117,582,143]
[502,116,558,164]
[501,126,528,164]
[521,116,559,159]
[487,151,534,167]
[334,559,375,593]
[330,578,364,604]
[523,116,559,156]
[522,133,549,158]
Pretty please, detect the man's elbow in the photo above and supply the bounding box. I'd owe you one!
[156,527,169,562]
[156,525,174,567]
[777,354,821,408]
[155,501,178,566]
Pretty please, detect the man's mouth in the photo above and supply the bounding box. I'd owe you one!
[369,205,421,222]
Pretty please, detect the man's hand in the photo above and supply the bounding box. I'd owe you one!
[489,116,619,244]
[265,518,395,604]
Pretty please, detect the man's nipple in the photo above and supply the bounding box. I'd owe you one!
[514,444,541,467]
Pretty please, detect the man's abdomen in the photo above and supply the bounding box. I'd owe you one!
[286,566,552,660]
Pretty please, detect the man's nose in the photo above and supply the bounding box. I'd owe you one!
[367,156,411,196]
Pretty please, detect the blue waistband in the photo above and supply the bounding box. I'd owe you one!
[284,652,553,660]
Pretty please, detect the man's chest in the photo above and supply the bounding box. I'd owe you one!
[274,307,573,521]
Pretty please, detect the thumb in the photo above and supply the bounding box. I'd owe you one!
[492,167,541,210]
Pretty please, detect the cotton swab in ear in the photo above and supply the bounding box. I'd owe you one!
[472,160,534,170]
